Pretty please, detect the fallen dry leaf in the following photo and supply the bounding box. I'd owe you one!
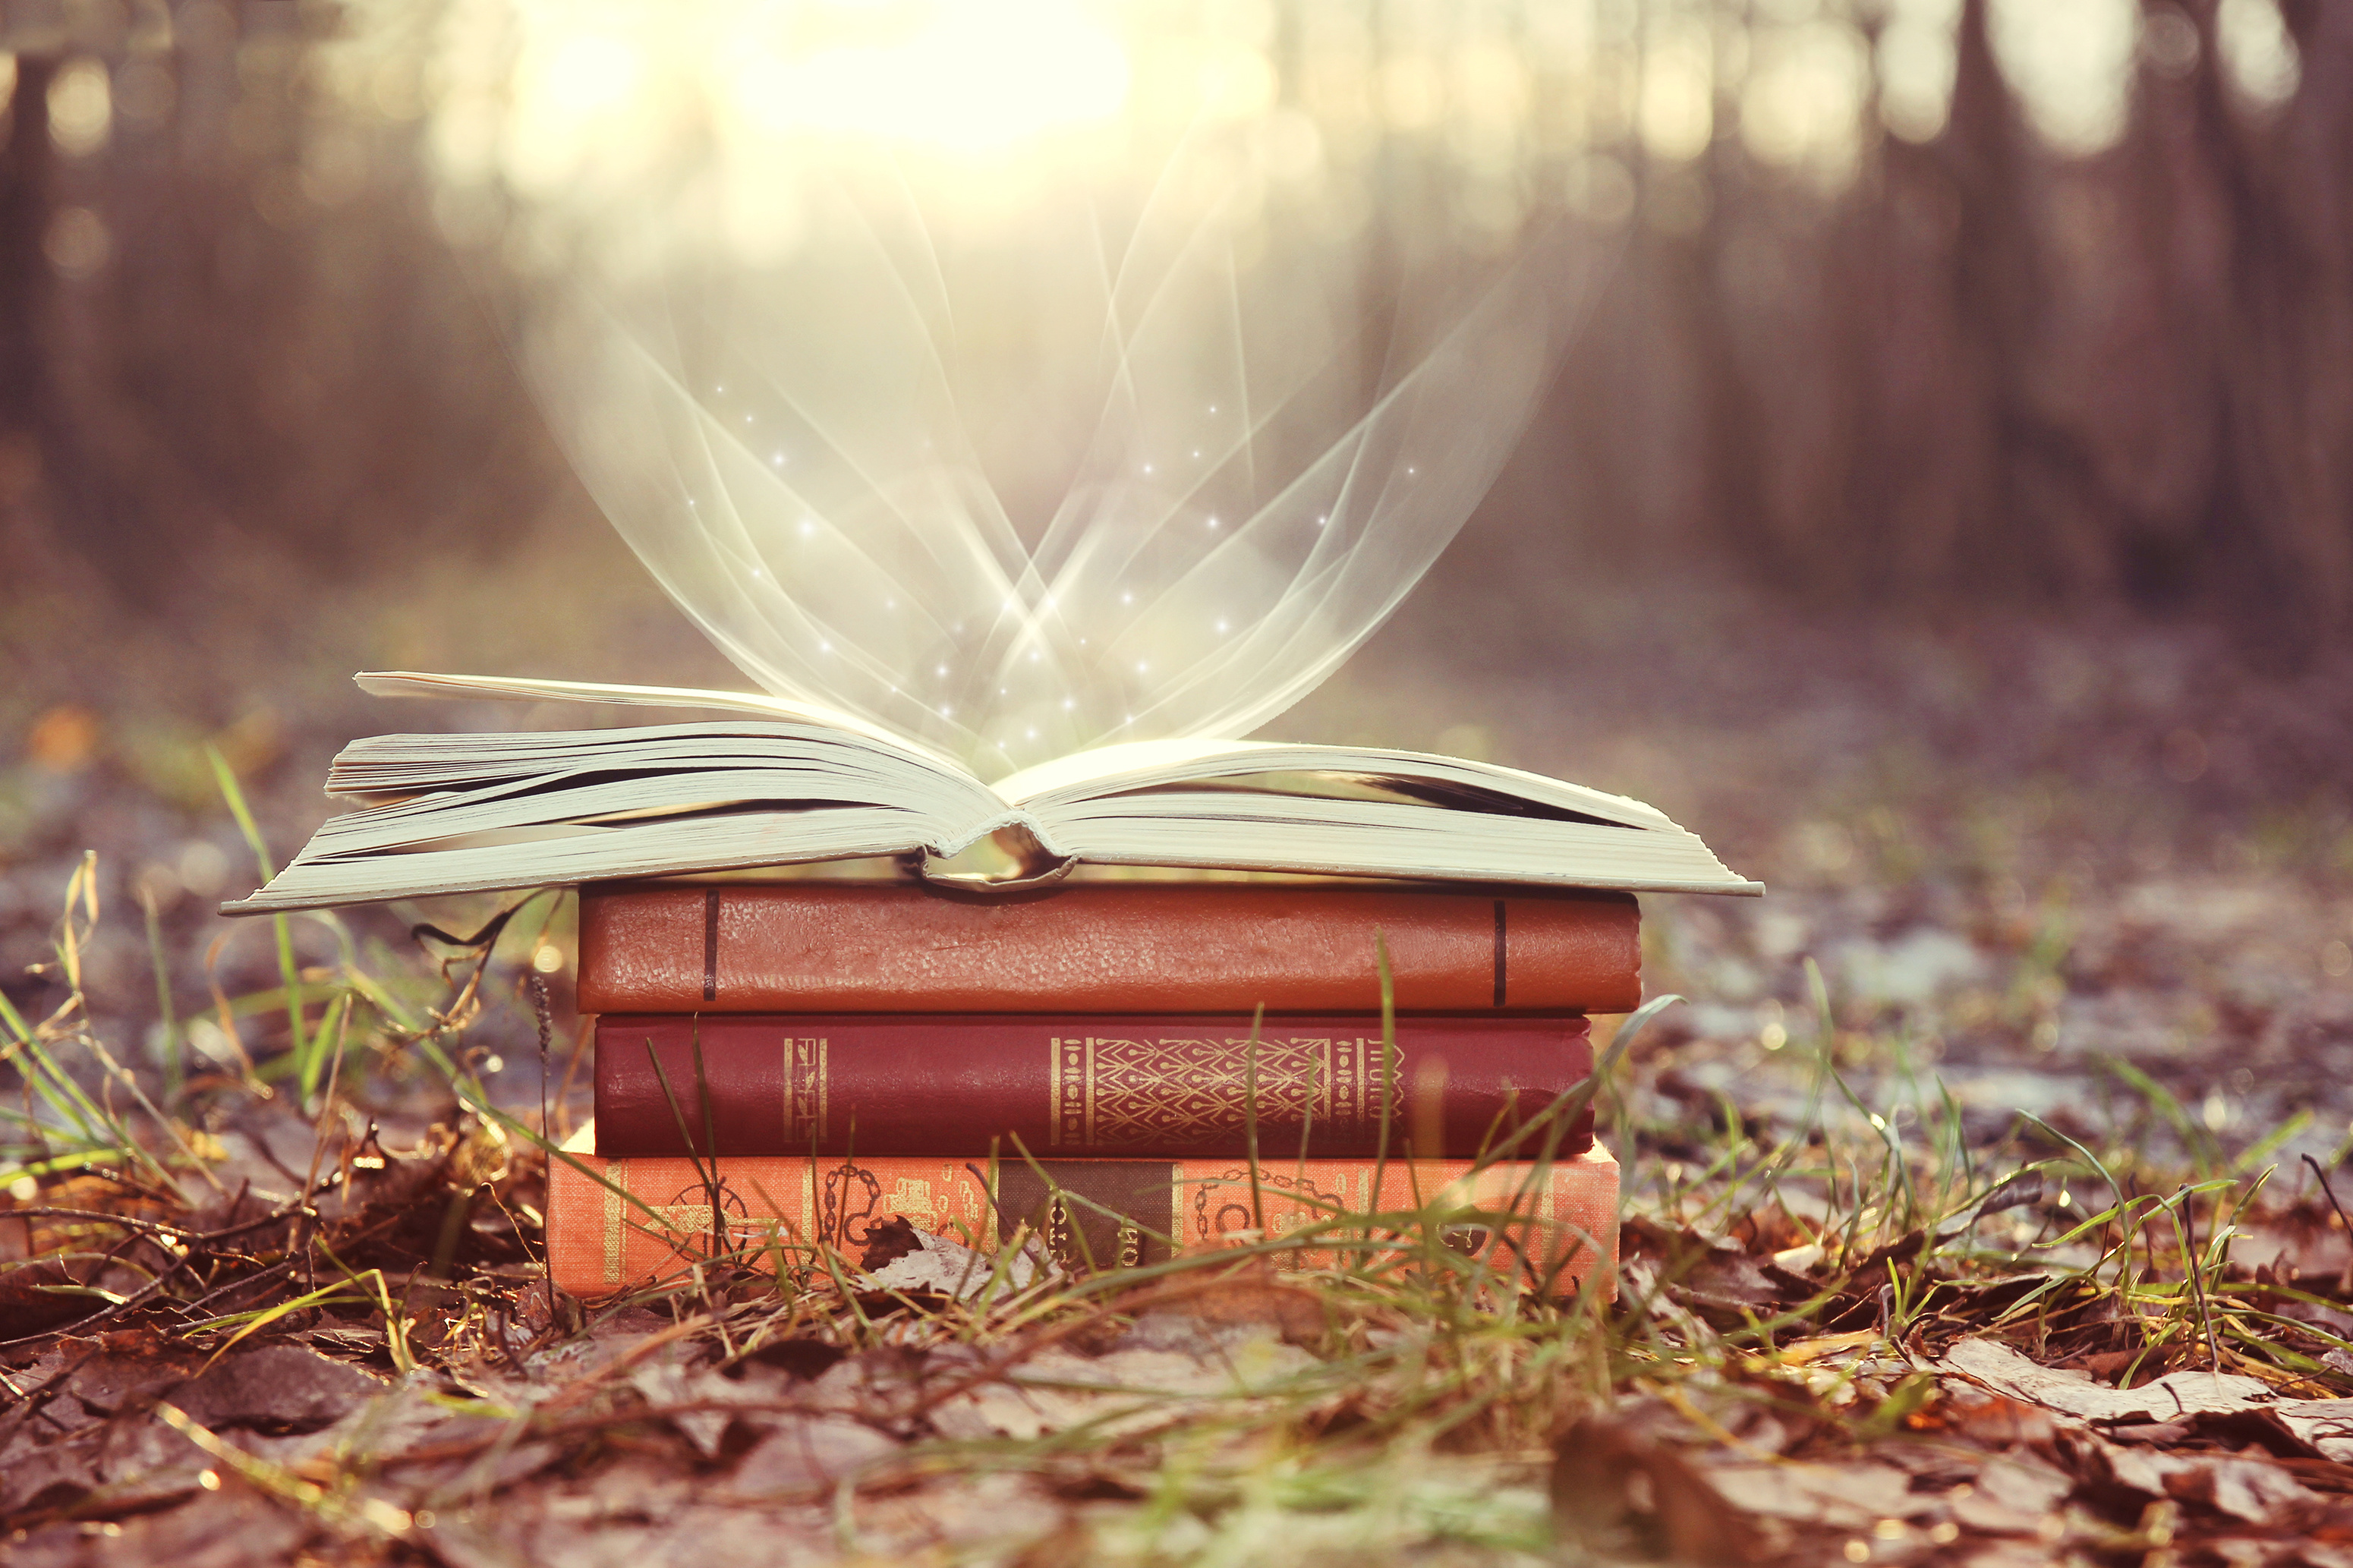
[2087,1436,2321,1528]
[1947,1451,2073,1535]
[0,1443,100,1519]
[1551,1418,1762,1566]
[2277,1400,2353,1462]
[1132,1269,1333,1345]
[860,1223,1039,1300]
[729,1414,901,1497]
[1942,1337,2276,1425]
[169,1344,389,1433]
[628,1360,747,1458]
[4,1482,313,1568]
[928,1338,1318,1441]
[1699,1457,1932,1532]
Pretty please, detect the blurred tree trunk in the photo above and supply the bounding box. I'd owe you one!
[1939,0,2110,598]
[0,57,55,512]
[2208,0,2353,642]
[0,54,160,602]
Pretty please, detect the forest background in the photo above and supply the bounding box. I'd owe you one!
[6,3,2353,1565]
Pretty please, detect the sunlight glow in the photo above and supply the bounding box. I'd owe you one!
[1744,23,1871,187]
[725,1,1129,154]
[1637,20,1714,163]
[47,57,113,157]
[1877,0,1960,144]
[2217,0,2301,109]
[1989,0,2138,156]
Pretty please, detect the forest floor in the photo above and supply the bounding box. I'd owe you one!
[8,563,2353,1566]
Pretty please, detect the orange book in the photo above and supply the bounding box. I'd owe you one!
[577,880,1641,1015]
[544,1123,1618,1299]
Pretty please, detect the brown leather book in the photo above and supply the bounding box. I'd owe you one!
[594,1012,1595,1160]
[577,881,1640,1015]
[547,1122,1620,1296]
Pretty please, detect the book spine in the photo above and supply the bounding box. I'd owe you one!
[544,1129,1619,1298]
[593,1013,1595,1160]
[577,882,1640,1015]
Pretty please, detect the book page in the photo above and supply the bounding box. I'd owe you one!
[301,767,981,859]
[323,726,1000,819]
[222,805,938,914]
[1038,795,1763,895]
[990,738,1291,803]
[354,672,970,776]
[1002,739,1674,830]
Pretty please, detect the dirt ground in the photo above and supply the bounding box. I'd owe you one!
[8,549,2353,1565]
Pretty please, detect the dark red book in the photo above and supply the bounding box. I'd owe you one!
[594,1012,1595,1161]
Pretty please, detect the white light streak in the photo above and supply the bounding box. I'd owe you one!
[503,105,1591,775]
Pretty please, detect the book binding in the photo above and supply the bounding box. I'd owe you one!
[578,881,1643,1014]
[546,1125,1619,1298]
[594,1012,1596,1160]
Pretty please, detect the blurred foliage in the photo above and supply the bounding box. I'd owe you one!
[0,0,2347,647]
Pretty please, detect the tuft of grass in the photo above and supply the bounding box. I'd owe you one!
[208,744,313,1092]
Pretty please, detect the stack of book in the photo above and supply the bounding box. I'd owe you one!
[543,878,1643,1296]
[222,671,1760,1300]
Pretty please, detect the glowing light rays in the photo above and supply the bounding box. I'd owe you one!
[521,122,1602,775]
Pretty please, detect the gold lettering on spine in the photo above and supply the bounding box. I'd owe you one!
[806,1037,819,1142]
[783,1037,828,1145]
[1332,1037,1365,1122]
[964,1161,997,1249]
[602,1158,630,1286]
[1052,1036,1091,1150]
[1161,1161,1180,1239]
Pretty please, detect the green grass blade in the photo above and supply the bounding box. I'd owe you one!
[209,745,308,1073]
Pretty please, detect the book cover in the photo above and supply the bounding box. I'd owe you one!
[578,880,1642,1014]
[594,1012,1596,1160]
[544,1124,1619,1298]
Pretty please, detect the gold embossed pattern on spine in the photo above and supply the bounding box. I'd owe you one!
[594,1159,996,1283]
[1048,1033,1376,1149]
[601,1158,630,1286]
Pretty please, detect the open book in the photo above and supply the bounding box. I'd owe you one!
[221,672,1761,914]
